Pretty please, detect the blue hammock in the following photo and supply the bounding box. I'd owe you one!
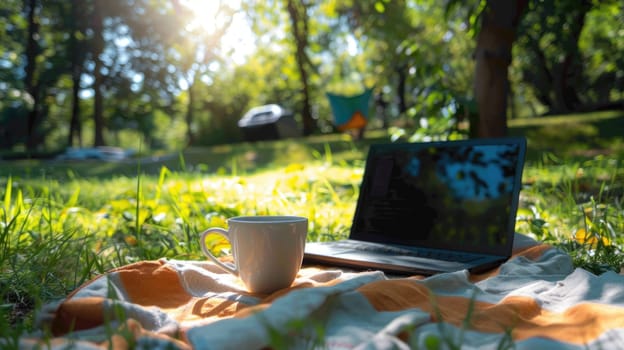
[326,88,373,131]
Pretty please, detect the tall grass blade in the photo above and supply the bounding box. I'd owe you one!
[135,140,144,255]
[178,151,186,172]
[155,166,170,204]
[323,143,333,164]
[66,187,81,208]
[3,177,12,216]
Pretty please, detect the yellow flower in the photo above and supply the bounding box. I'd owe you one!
[125,235,138,246]
[574,228,610,247]
[284,163,305,173]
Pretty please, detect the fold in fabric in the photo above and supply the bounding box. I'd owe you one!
[18,233,624,350]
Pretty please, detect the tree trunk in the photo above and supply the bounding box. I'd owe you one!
[286,0,316,136]
[186,78,196,145]
[523,33,554,111]
[69,69,82,147]
[395,64,408,116]
[68,0,85,148]
[92,0,105,146]
[551,1,590,114]
[298,59,314,136]
[24,0,41,151]
[474,0,528,138]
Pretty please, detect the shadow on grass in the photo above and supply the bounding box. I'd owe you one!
[0,130,392,180]
[508,110,624,163]
[1,111,622,181]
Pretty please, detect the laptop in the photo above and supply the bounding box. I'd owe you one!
[303,137,527,275]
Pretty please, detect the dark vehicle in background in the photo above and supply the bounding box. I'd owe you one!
[238,104,301,142]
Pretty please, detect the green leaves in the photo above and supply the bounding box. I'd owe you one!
[374,1,386,13]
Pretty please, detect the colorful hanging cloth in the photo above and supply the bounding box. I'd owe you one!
[326,88,373,131]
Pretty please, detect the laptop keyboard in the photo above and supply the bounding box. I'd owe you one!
[331,240,479,263]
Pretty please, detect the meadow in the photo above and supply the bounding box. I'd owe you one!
[1,110,623,341]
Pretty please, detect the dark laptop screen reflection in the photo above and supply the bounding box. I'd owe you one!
[352,143,521,252]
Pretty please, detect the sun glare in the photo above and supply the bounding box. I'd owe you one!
[182,0,223,33]
[180,0,255,65]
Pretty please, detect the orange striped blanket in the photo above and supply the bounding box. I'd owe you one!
[20,234,624,349]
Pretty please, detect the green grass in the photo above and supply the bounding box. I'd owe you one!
[0,111,623,345]
[508,110,624,161]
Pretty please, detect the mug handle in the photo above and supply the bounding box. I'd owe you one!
[199,227,238,276]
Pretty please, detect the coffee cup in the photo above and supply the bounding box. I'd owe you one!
[199,215,308,293]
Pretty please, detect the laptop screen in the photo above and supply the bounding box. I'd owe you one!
[350,138,526,256]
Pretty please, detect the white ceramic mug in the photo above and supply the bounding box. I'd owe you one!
[199,215,308,293]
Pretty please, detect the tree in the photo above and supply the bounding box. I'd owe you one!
[23,0,43,150]
[66,0,88,147]
[440,0,535,138]
[330,0,418,117]
[245,0,322,136]
[21,0,74,150]
[471,0,528,137]
[450,0,623,136]
[91,0,106,146]
[82,0,186,148]
[516,0,622,114]
[285,0,316,135]
[331,0,475,136]
[171,0,235,145]
[109,0,188,148]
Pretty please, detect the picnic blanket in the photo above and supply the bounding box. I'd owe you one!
[19,233,624,349]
